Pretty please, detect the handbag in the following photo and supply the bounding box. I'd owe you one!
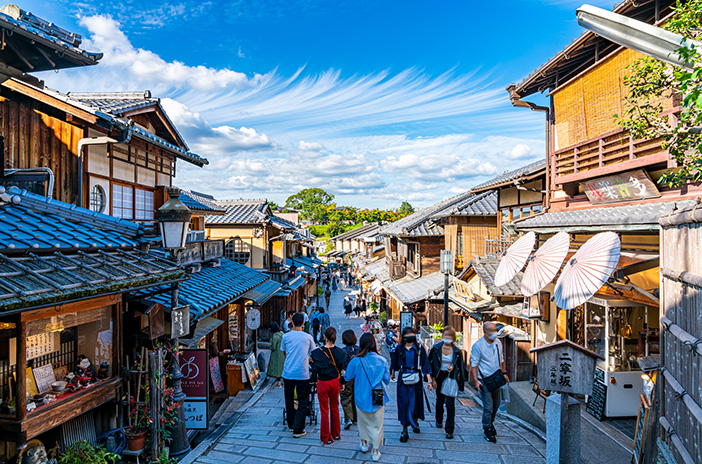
[401,346,421,385]
[439,352,459,397]
[480,341,506,393]
[360,357,384,406]
[322,347,341,379]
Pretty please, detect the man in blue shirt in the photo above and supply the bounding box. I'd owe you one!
[281,312,316,438]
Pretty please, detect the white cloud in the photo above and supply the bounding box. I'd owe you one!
[36,15,546,208]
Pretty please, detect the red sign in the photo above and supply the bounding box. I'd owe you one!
[179,349,208,399]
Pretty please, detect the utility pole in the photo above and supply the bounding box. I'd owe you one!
[440,249,454,326]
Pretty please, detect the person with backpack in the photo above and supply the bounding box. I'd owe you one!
[340,330,359,430]
[390,326,432,443]
[324,285,332,309]
[310,327,348,444]
[343,295,353,319]
[310,306,322,344]
[319,306,330,334]
[281,313,316,438]
[343,333,390,462]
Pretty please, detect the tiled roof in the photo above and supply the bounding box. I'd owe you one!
[240,279,282,305]
[142,259,270,319]
[0,5,101,72]
[0,249,183,312]
[379,191,475,237]
[513,200,696,233]
[471,160,546,192]
[69,91,159,115]
[387,272,446,305]
[11,81,207,167]
[176,189,226,214]
[0,186,141,251]
[330,224,382,241]
[360,258,390,283]
[269,214,296,230]
[289,255,322,270]
[206,199,269,224]
[468,257,523,298]
[287,275,307,291]
[433,190,498,218]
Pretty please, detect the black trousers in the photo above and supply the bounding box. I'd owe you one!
[435,371,456,434]
[284,378,311,433]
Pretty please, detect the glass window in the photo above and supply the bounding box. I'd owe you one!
[512,208,522,221]
[523,207,533,217]
[89,185,106,213]
[112,184,133,219]
[533,205,543,214]
[225,237,251,264]
[501,209,510,223]
[135,188,154,220]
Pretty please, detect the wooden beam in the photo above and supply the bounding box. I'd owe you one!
[613,257,660,279]
[2,79,100,125]
[21,294,122,322]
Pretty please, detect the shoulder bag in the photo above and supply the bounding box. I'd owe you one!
[401,346,421,385]
[480,341,506,393]
[360,357,384,406]
[322,347,341,379]
[440,351,459,398]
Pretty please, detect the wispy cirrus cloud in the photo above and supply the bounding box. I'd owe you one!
[39,14,544,208]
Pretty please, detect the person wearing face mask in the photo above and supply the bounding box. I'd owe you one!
[390,327,432,443]
[428,326,466,439]
[470,321,509,443]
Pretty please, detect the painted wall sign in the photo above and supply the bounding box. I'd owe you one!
[580,169,660,205]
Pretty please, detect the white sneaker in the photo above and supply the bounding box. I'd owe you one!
[359,440,370,453]
[372,450,382,462]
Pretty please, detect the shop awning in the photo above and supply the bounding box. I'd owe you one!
[387,272,447,305]
[241,279,283,305]
[287,275,306,291]
[512,199,696,234]
[369,279,384,295]
[179,316,224,348]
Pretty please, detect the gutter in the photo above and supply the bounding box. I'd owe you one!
[506,84,552,212]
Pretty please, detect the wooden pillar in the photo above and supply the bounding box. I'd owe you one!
[16,319,27,448]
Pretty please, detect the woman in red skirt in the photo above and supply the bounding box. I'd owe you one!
[311,327,348,444]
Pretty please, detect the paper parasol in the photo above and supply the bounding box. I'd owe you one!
[495,231,536,287]
[521,232,571,297]
[553,231,621,309]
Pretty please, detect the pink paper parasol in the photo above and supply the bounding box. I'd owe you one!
[553,231,621,309]
[495,231,536,287]
[521,231,571,297]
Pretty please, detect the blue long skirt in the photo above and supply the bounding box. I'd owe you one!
[397,379,425,427]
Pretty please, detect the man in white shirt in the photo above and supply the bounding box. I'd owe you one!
[470,321,509,443]
[281,312,316,438]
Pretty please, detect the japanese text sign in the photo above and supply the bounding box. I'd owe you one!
[531,340,603,396]
[179,349,208,399]
[580,169,659,205]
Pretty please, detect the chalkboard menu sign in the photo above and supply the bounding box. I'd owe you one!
[632,394,650,464]
[586,373,607,420]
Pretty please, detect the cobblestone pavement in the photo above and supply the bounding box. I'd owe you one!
[189,286,546,464]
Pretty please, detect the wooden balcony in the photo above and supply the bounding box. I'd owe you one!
[551,128,670,186]
[386,256,406,280]
[485,239,512,258]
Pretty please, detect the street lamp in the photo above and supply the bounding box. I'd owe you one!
[576,4,700,71]
[440,249,454,326]
[157,188,192,250]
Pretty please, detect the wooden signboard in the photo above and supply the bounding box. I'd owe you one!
[147,303,165,340]
[531,340,603,396]
[581,169,660,205]
[633,394,650,464]
[171,305,191,339]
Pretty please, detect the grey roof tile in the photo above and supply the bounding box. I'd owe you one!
[387,272,446,305]
[379,191,476,237]
[513,200,696,233]
[206,199,269,224]
[433,190,498,218]
[469,257,523,298]
[177,189,226,214]
[471,160,546,192]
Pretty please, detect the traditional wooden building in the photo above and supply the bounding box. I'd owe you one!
[506,0,682,424]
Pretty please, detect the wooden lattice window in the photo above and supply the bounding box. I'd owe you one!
[225,237,250,265]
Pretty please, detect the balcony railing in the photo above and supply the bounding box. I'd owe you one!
[551,128,669,186]
[386,256,406,280]
[485,239,512,258]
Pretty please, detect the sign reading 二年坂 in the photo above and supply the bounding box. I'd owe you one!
[531,340,603,396]
[580,169,660,205]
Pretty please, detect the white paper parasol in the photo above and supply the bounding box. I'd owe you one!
[521,231,571,297]
[553,232,621,309]
[495,231,536,287]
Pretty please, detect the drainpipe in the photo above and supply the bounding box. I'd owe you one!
[76,120,134,207]
[506,84,552,211]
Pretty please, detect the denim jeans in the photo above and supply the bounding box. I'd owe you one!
[479,384,501,428]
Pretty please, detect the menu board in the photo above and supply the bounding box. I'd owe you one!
[209,357,224,393]
[33,364,56,393]
[633,394,650,464]
[243,352,261,390]
[586,377,607,421]
[228,308,240,350]
[27,332,57,360]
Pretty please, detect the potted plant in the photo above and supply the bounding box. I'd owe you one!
[51,440,119,464]
[126,400,152,451]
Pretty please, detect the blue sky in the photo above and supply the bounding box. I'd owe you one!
[27,0,615,208]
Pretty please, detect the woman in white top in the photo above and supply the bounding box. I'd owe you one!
[428,326,466,439]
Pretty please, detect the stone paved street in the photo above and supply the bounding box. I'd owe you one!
[188,285,547,464]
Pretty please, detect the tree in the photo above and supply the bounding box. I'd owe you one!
[326,221,346,237]
[398,201,414,216]
[616,0,702,186]
[268,201,279,212]
[284,188,335,222]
